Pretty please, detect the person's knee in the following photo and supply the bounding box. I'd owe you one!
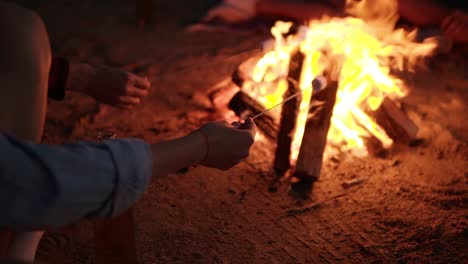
[0,1,51,70]
[25,11,52,75]
[0,2,51,142]
[0,2,45,31]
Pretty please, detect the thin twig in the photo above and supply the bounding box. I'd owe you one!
[282,192,348,217]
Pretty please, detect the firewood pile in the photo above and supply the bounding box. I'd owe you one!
[208,52,419,195]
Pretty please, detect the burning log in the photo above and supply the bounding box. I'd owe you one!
[207,77,240,110]
[224,56,278,141]
[274,50,304,174]
[228,91,278,141]
[232,55,262,88]
[228,55,279,140]
[363,135,386,157]
[293,60,342,185]
[373,98,418,144]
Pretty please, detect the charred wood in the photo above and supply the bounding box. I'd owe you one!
[228,91,278,141]
[232,55,262,88]
[274,50,304,174]
[294,60,341,183]
[373,98,418,144]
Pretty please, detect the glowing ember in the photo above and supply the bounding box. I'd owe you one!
[242,16,436,162]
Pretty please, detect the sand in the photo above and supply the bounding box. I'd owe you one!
[12,0,467,263]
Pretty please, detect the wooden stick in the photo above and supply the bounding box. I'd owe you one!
[282,193,348,217]
[341,177,368,189]
[294,59,341,182]
[274,50,304,174]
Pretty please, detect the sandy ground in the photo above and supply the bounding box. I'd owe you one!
[11,0,467,263]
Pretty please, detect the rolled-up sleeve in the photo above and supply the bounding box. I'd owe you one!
[0,134,152,229]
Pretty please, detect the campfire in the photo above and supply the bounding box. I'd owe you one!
[212,15,437,193]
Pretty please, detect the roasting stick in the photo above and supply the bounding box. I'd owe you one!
[179,76,325,173]
[252,90,302,120]
[251,75,327,120]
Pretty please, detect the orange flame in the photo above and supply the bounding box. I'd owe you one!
[242,15,436,162]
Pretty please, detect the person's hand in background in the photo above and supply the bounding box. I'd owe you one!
[202,0,257,23]
[442,10,468,44]
[67,63,150,109]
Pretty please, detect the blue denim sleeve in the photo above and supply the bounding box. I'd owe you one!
[0,134,152,229]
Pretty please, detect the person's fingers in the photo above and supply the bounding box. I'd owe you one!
[125,85,149,98]
[453,10,468,22]
[239,118,257,138]
[217,120,230,127]
[445,13,468,42]
[448,19,463,36]
[441,15,454,30]
[459,15,468,30]
[451,24,463,38]
[128,74,151,89]
[444,19,457,36]
[119,96,141,105]
[115,103,134,110]
[231,121,241,128]
[238,118,253,129]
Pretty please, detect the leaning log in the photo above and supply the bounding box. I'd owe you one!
[372,98,418,144]
[273,50,304,174]
[208,78,240,110]
[228,91,278,141]
[208,54,263,109]
[294,60,342,184]
[232,55,263,88]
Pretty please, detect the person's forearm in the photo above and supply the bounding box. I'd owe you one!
[151,132,206,179]
[256,0,343,21]
[0,135,152,229]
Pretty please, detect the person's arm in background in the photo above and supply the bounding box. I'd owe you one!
[48,57,151,109]
[256,0,344,22]
[202,0,345,24]
[0,119,256,229]
[397,0,450,26]
[396,0,468,43]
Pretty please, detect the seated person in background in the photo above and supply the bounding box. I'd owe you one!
[203,0,468,44]
[0,1,256,263]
